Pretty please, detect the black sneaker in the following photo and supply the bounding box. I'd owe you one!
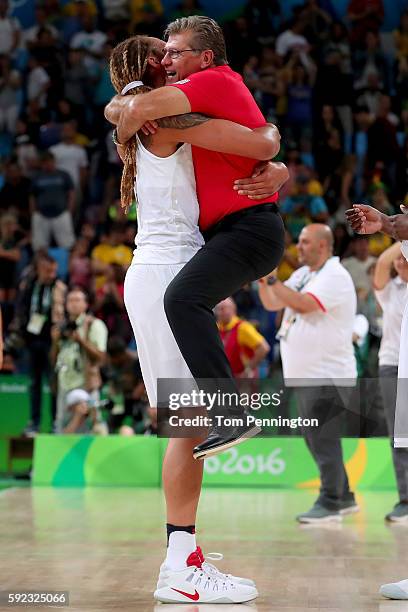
[192,419,261,460]
[339,496,359,516]
[296,502,342,524]
[385,502,408,523]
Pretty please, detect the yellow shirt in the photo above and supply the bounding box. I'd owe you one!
[218,316,265,351]
[369,233,392,257]
[91,243,133,289]
[277,244,299,282]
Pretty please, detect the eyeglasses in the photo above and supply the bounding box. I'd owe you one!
[164,48,200,60]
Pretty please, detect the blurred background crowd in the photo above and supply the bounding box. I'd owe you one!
[0,0,407,436]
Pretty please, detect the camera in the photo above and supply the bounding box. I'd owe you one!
[3,331,25,357]
[59,320,78,339]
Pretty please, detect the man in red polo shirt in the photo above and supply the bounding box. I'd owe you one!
[105,16,286,458]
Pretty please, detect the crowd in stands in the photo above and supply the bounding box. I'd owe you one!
[0,0,407,434]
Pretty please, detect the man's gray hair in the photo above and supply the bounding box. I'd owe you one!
[164,15,228,66]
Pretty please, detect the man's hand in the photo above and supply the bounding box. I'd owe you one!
[233,161,289,200]
[345,204,383,235]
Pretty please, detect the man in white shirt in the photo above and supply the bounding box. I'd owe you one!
[50,121,88,192]
[70,15,107,70]
[275,16,309,57]
[0,0,21,55]
[259,224,359,523]
[374,241,408,522]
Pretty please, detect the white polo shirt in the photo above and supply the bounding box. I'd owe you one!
[375,276,408,367]
[279,256,357,386]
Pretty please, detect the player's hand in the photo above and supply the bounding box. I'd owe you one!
[141,120,159,136]
[345,204,383,235]
[233,161,289,200]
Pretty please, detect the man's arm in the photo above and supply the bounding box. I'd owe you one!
[373,241,401,290]
[105,87,191,143]
[161,118,281,160]
[258,277,321,313]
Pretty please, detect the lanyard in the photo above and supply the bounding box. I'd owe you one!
[293,258,331,293]
[30,282,52,316]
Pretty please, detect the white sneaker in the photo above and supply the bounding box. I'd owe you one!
[380,579,408,599]
[154,549,258,604]
[196,546,256,587]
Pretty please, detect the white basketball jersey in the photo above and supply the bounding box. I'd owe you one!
[133,136,204,264]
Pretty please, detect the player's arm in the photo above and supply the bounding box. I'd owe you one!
[373,241,401,290]
[159,114,281,160]
[346,204,408,240]
[105,87,191,143]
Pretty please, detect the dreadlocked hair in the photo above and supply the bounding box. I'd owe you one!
[110,36,162,211]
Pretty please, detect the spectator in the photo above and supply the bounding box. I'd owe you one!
[27,53,51,109]
[10,253,66,435]
[69,237,93,291]
[63,49,92,131]
[284,57,315,143]
[347,0,384,49]
[353,30,388,92]
[94,262,131,341]
[215,297,270,378]
[276,16,309,58]
[299,0,333,46]
[105,335,148,434]
[394,9,408,68]
[70,15,107,71]
[51,287,108,432]
[0,161,31,228]
[0,0,21,56]
[50,120,89,193]
[281,174,329,239]
[30,151,76,251]
[0,54,22,135]
[91,223,133,290]
[24,6,59,51]
[342,235,377,296]
[374,241,408,522]
[0,212,21,305]
[259,224,358,523]
[243,0,280,44]
[62,387,108,434]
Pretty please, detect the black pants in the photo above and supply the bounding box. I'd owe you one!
[164,204,285,403]
[295,386,354,510]
[379,365,408,502]
[27,339,54,428]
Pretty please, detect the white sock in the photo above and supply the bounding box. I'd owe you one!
[165,531,197,571]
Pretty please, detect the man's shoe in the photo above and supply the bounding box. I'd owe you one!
[339,495,359,516]
[296,502,342,524]
[23,424,39,438]
[196,547,256,587]
[154,550,258,603]
[193,419,261,460]
[380,579,408,599]
[385,502,408,523]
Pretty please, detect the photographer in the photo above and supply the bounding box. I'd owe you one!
[7,252,66,435]
[51,287,108,433]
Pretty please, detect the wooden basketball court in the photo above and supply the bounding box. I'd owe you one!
[1,486,408,611]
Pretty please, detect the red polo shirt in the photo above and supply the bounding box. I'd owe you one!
[170,66,278,231]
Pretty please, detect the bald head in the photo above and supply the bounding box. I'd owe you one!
[298,224,334,269]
